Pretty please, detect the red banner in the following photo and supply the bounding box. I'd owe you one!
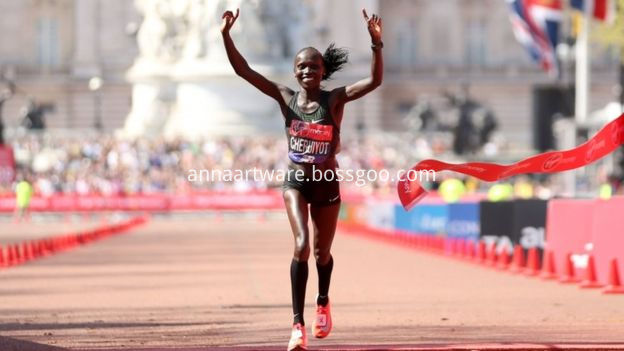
[0,191,285,212]
[398,113,624,210]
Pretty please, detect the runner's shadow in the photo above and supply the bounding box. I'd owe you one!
[0,335,68,351]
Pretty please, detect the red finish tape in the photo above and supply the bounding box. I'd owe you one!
[398,113,624,210]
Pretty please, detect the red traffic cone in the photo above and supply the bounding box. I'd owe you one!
[455,239,463,258]
[540,250,557,280]
[32,241,41,258]
[437,237,445,253]
[559,253,579,284]
[23,242,35,261]
[18,244,27,263]
[497,248,510,270]
[524,248,540,276]
[580,255,603,289]
[0,246,6,268]
[466,240,476,261]
[486,243,497,267]
[603,258,624,294]
[460,239,469,259]
[449,238,458,257]
[509,245,525,274]
[476,241,486,264]
[7,245,16,266]
[12,245,23,265]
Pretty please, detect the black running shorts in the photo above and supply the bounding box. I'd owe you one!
[282,167,341,207]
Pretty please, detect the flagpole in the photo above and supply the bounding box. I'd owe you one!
[575,1,591,127]
[570,0,592,197]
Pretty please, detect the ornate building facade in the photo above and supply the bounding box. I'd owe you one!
[0,0,619,146]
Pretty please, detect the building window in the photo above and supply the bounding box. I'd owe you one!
[432,18,451,64]
[37,17,59,67]
[393,19,419,68]
[464,19,486,66]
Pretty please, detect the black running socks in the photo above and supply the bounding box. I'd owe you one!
[316,256,333,307]
[290,259,308,325]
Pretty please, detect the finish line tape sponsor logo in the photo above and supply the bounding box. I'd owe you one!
[187,167,436,187]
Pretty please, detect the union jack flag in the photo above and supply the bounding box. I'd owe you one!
[506,0,562,75]
[570,0,614,21]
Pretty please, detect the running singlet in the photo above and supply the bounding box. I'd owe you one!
[285,91,340,164]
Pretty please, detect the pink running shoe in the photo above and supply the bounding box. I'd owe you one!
[312,297,332,338]
[287,323,307,351]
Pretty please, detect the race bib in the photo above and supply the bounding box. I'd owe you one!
[288,120,333,164]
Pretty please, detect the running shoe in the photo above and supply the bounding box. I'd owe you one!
[287,323,307,351]
[312,296,332,338]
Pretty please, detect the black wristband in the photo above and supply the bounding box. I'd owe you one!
[371,41,383,50]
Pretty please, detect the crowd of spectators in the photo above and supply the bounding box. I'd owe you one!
[3,131,447,196]
[3,131,622,199]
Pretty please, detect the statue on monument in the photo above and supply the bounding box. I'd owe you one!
[126,0,314,139]
[134,0,312,69]
[180,0,209,60]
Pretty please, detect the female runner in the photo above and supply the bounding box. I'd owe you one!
[221,8,383,350]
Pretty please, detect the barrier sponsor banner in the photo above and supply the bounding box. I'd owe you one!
[446,202,480,240]
[415,204,448,234]
[366,200,395,231]
[479,199,547,254]
[512,199,547,250]
[591,197,624,285]
[394,204,416,233]
[545,198,595,276]
[0,191,285,212]
[479,200,514,252]
[394,203,448,235]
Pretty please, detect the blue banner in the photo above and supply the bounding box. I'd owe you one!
[446,202,480,240]
[394,203,448,235]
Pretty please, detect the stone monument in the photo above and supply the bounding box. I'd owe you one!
[124,0,312,140]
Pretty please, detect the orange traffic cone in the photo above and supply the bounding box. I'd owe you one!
[497,248,510,270]
[559,253,579,284]
[509,245,525,274]
[23,242,34,261]
[486,243,497,267]
[13,245,23,265]
[466,240,476,261]
[0,246,6,268]
[524,248,540,276]
[539,250,557,280]
[603,258,624,294]
[580,255,603,289]
[476,241,486,264]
